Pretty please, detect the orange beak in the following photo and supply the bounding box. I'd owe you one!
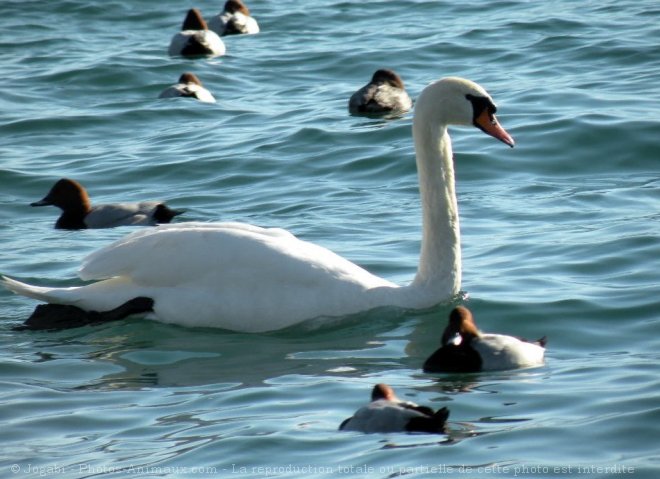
[474,109,515,148]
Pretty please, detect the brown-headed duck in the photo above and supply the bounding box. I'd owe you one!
[31,178,183,229]
[339,384,449,434]
[209,0,260,36]
[159,73,216,103]
[423,306,547,373]
[168,8,226,57]
[348,69,413,115]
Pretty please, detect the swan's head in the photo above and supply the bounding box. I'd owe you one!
[415,77,514,147]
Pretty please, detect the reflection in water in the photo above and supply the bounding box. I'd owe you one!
[25,307,417,390]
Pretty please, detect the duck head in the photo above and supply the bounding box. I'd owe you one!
[31,178,91,214]
[371,383,397,401]
[371,69,406,89]
[182,8,208,30]
[441,306,481,347]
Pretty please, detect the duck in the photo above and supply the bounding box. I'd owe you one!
[348,69,413,115]
[339,384,449,434]
[13,297,154,331]
[423,306,547,373]
[168,8,226,57]
[208,0,260,36]
[30,178,183,230]
[2,77,514,332]
[159,72,216,103]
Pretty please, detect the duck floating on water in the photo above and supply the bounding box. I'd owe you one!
[168,8,226,57]
[13,297,154,331]
[339,384,449,434]
[208,0,260,36]
[423,306,547,373]
[30,178,183,229]
[348,69,412,115]
[159,72,216,103]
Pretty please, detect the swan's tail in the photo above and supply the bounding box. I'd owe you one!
[2,275,143,313]
[1,275,75,304]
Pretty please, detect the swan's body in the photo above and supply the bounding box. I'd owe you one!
[339,384,449,434]
[168,9,226,57]
[348,69,412,115]
[3,77,514,332]
[159,73,216,103]
[30,178,183,229]
[208,0,260,36]
[423,307,546,372]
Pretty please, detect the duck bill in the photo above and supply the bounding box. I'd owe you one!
[475,110,515,148]
[30,198,52,207]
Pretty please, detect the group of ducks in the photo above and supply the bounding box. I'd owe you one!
[159,1,413,114]
[5,1,549,436]
[340,306,546,434]
[160,2,259,103]
[28,1,263,229]
[29,1,414,230]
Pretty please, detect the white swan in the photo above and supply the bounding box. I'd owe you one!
[2,77,514,332]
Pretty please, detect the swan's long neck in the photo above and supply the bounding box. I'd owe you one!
[410,116,461,299]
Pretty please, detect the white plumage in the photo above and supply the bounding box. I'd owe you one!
[3,77,514,332]
[159,73,216,103]
[423,306,546,372]
[168,8,225,57]
[208,0,260,36]
[472,334,546,370]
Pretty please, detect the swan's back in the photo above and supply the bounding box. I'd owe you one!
[76,222,397,331]
[81,222,380,284]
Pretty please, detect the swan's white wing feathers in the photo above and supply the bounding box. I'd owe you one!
[75,222,395,330]
[80,222,389,289]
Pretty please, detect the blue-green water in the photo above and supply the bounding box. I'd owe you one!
[1,0,659,477]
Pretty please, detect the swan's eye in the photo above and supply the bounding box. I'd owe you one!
[466,94,497,120]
